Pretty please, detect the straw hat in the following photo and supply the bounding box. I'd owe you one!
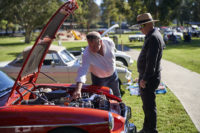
[137,13,159,25]
[130,13,159,28]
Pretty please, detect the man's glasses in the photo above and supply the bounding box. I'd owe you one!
[86,35,99,40]
[139,24,146,29]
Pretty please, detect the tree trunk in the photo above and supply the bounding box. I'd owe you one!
[87,22,90,33]
[25,29,32,43]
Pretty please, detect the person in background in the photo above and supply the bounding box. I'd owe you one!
[136,13,165,133]
[72,31,121,100]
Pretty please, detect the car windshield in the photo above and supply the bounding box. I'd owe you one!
[60,50,75,63]
[0,71,14,98]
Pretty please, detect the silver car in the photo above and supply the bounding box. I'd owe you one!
[0,45,132,86]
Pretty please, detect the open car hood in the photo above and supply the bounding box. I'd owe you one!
[7,0,78,103]
[101,24,119,37]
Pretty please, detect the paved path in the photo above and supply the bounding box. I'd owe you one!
[125,49,200,132]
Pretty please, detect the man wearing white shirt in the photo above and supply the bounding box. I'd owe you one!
[72,31,121,99]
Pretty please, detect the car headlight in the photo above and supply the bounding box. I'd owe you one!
[108,112,114,130]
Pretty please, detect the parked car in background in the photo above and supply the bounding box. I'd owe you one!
[0,45,132,86]
[128,32,145,42]
[0,71,14,106]
[0,1,136,133]
[163,29,183,43]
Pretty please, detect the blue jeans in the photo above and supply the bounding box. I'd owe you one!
[91,71,121,98]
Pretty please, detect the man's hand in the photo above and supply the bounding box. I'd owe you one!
[140,79,147,88]
[71,89,81,100]
[70,82,83,101]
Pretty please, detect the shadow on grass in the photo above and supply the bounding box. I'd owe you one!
[165,39,200,50]
[66,46,86,51]
[117,44,142,51]
[127,45,143,49]
[0,42,28,47]
[7,52,21,57]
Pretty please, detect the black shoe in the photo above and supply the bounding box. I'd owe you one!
[137,129,146,133]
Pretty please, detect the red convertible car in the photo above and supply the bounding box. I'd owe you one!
[0,0,136,133]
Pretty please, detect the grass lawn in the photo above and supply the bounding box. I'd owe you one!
[122,62,198,133]
[114,34,200,74]
[162,38,200,74]
[0,36,199,132]
[0,37,34,61]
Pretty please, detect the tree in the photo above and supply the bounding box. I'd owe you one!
[159,0,182,26]
[127,0,147,26]
[0,0,62,43]
[69,0,100,31]
[82,0,100,31]
[115,0,131,28]
[190,0,200,23]
[101,0,131,28]
[101,0,118,27]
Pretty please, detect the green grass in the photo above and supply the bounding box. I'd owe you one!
[0,36,199,132]
[121,62,198,133]
[162,38,200,73]
[0,37,34,61]
[115,35,200,74]
[61,41,88,50]
[0,37,87,61]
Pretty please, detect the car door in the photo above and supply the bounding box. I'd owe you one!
[37,52,69,83]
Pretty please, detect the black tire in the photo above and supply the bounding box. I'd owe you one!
[48,127,87,133]
[116,57,128,67]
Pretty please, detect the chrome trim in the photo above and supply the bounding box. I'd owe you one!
[109,88,113,95]
[108,112,114,130]
[124,106,128,121]
[0,121,108,129]
[124,106,131,121]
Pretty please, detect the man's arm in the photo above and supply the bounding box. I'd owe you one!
[71,82,83,100]
[72,47,90,100]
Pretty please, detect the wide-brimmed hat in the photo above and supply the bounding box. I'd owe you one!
[130,13,159,28]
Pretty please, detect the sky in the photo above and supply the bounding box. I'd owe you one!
[94,0,102,6]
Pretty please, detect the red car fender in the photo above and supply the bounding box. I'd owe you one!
[0,105,110,133]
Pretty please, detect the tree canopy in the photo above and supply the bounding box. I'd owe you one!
[0,0,62,43]
[0,0,199,43]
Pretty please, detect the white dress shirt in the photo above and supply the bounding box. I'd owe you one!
[76,37,116,83]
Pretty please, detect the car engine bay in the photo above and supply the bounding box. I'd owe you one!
[20,86,130,117]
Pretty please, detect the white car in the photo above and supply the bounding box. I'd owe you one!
[115,50,134,67]
[129,32,145,42]
[0,45,132,86]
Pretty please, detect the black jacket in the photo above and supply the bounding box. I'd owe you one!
[137,29,165,81]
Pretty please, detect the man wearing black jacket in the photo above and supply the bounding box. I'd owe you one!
[136,13,165,133]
